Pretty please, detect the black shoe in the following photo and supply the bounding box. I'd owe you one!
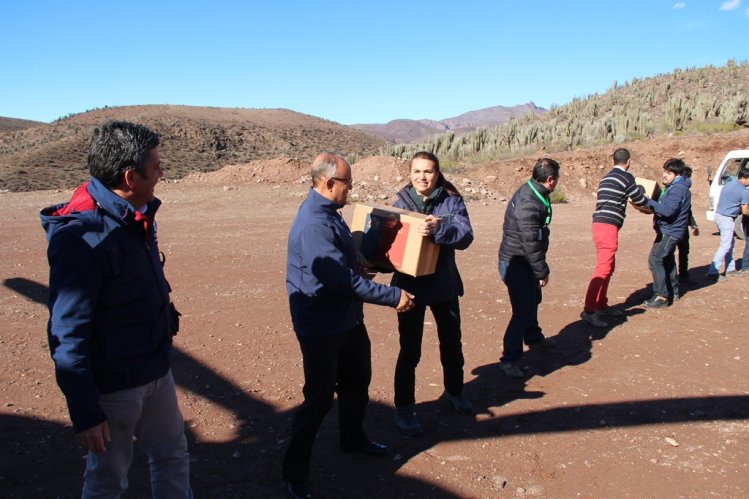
[287,481,312,499]
[528,337,557,349]
[341,439,389,456]
[642,296,669,308]
[440,391,475,415]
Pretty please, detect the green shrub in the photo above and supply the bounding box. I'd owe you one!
[550,189,567,204]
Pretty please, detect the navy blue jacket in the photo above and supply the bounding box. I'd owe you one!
[286,189,401,336]
[40,177,174,432]
[390,186,473,305]
[647,176,692,238]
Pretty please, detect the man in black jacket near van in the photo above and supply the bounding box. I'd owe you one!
[497,158,560,379]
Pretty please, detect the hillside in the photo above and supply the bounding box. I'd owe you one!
[384,61,749,161]
[0,116,45,132]
[353,102,544,144]
[0,105,386,192]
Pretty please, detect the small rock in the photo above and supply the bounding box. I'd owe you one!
[665,437,679,447]
[579,178,588,188]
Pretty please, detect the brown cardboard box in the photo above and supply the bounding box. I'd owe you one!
[634,176,661,200]
[350,203,440,277]
[631,176,661,214]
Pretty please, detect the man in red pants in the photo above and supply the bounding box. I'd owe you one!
[581,148,649,327]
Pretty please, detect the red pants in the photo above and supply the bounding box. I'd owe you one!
[584,222,619,313]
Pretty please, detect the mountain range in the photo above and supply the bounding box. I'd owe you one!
[352,102,545,144]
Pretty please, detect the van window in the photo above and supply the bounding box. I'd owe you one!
[720,158,747,185]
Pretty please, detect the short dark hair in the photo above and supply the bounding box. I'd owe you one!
[738,165,749,179]
[662,158,686,176]
[682,166,693,178]
[87,121,160,188]
[532,158,560,182]
[613,148,630,165]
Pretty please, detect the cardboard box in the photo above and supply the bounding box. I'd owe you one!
[350,203,440,277]
[634,176,661,200]
[631,176,661,214]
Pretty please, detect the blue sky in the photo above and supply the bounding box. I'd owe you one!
[1,1,747,125]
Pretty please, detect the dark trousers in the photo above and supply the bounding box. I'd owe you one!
[499,259,545,363]
[648,233,680,299]
[282,324,371,482]
[677,231,690,276]
[394,297,464,407]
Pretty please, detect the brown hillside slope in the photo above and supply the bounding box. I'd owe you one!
[0,105,385,192]
[0,117,45,132]
[179,128,749,210]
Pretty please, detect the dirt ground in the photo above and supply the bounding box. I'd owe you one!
[1,164,748,498]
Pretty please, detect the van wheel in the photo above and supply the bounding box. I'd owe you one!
[736,216,746,240]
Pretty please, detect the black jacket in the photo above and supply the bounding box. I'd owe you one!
[498,179,551,279]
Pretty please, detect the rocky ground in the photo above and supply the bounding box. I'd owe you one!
[1,141,748,498]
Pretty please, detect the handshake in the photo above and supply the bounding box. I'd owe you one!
[358,253,415,313]
[397,290,416,313]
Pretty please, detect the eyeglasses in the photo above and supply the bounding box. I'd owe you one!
[330,176,353,187]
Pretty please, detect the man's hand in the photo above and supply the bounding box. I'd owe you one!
[539,276,549,288]
[692,227,699,236]
[76,421,111,453]
[417,215,441,237]
[396,290,415,312]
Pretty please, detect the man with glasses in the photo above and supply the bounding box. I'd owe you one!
[283,152,414,498]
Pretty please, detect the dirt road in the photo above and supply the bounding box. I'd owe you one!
[1,182,747,498]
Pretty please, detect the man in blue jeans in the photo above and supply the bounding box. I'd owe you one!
[497,158,560,379]
[642,158,692,308]
[707,166,749,280]
[742,215,749,274]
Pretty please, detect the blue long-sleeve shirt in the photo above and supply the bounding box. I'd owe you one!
[286,188,401,336]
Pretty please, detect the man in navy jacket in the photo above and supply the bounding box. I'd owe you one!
[642,157,692,308]
[283,152,414,499]
[41,121,191,498]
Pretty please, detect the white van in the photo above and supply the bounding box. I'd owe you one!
[706,149,749,239]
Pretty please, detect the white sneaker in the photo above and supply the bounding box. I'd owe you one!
[580,311,608,328]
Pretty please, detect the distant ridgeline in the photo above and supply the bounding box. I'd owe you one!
[384,60,749,162]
